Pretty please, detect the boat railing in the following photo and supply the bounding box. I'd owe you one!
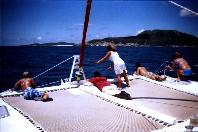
[154,61,170,76]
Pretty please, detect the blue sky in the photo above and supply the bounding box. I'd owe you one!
[1,0,198,46]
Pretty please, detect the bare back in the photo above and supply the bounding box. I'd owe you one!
[15,78,35,91]
[174,58,191,70]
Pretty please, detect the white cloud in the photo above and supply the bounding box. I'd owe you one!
[95,34,100,38]
[37,36,42,40]
[136,29,145,35]
[180,9,192,17]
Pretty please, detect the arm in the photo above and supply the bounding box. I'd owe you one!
[13,80,21,91]
[96,51,111,64]
[136,68,140,75]
[166,61,174,70]
[88,78,95,85]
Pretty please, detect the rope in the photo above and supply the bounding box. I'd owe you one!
[33,56,74,79]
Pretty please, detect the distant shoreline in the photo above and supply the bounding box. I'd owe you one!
[1,45,198,47]
[1,29,198,47]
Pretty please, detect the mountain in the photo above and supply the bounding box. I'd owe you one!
[88,30,198,46]
[23,42,76,46]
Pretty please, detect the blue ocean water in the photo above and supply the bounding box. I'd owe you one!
[1,46,198,92]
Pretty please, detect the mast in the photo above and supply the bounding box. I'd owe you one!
[79,0,92,68]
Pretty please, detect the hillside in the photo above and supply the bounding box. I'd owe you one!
[88,30,198,46]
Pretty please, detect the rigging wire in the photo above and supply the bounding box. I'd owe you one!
[169,1,198,16]
[33,56,73,79]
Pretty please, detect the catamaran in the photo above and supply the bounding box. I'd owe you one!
[1,0,198,132]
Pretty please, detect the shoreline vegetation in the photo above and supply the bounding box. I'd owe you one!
[88,30,198,47]
[4,29,197,47]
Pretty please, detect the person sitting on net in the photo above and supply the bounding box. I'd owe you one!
[13,71,52,102]
[135,62,166,81]
[88,71,132,100]
[166,52,192,81]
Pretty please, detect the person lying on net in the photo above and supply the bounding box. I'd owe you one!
[13,71,53,102]
[135,62,166,81]
[88,71,132,100]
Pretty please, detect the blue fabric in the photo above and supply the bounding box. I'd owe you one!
[183,69,192,76]
[22,87,42,100]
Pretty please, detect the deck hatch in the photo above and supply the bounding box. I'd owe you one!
[0,105,10,118]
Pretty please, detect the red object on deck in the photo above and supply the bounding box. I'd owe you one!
[79,0,92,68]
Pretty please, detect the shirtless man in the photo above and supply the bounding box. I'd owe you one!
[167,52,192,80]
[135,63,166,81]
[14,72,36,91]
[14,72,49,101]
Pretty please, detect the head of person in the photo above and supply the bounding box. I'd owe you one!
[173,52,182,60]
[93,71,101,77]
[22,71,30,78]
[135,62,142,70]
[106,42,116,52]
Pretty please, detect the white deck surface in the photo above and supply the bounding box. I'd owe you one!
[0,99,41,132]
[128,75,198,96]
[80,84,177,124]
[153,120,198,132]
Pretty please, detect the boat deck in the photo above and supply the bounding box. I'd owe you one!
[125,79,198,121]
[2,77,198,132]
[3,88,165,132]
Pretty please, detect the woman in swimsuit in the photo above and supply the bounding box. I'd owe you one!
[135,63,166,81]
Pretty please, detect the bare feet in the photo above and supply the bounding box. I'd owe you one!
[42,92,49,100]
[118,87,122,91]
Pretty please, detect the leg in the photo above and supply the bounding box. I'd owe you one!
[176,70,183,80]
[155,75,166,81]
[123,70,129,87]
[116,74,122,90]
[23,88,32,100]
[42,92,49,100]
[150,75,157,80]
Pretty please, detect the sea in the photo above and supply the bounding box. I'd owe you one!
[1,46,198,92]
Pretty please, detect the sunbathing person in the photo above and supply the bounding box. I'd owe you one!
[135,63,166,81]
[88,71,132,100]
[14,72,52,102]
